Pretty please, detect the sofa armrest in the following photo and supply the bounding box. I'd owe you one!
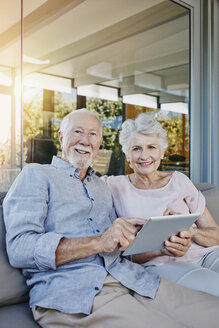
[0,205,29,307]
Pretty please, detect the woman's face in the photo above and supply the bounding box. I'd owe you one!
[127,133,164,176]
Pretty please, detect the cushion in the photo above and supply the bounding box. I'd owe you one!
[201,188,219,225]
[0,205,29,306]
[0,302,40,328]
[0,192,7,206]
[195,183,216,192]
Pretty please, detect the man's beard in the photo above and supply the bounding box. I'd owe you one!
[67,146,93,170]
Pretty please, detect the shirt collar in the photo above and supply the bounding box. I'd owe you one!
[51,156,95,177]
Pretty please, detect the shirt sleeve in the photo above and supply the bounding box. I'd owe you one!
[176,172,206,215]
[3,164,63,271]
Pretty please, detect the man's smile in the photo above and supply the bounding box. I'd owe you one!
[75,149,90,154]
[74,147,92,155]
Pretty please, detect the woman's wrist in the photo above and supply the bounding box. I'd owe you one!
[190,227,198,241]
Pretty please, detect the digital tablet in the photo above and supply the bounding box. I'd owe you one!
[123,213,200,256]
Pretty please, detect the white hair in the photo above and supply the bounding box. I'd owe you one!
[59,108,102,136]
[119,112,168,155]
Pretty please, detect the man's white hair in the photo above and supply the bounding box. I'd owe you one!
[59,108,102,136]
[119,112,168,155]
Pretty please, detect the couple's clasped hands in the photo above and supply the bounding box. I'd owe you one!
[100,208,193,258]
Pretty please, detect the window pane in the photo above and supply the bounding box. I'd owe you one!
[23,0,190,176]
[124,105,189,176]
[87,96,123,176]
[23,82,76,165]
[0,0,22,191]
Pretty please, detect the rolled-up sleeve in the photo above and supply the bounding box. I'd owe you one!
[34,232,63,270]
[3,164,63,271]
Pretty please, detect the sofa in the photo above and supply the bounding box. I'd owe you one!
[0,183,219,327]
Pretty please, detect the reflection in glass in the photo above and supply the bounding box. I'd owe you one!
[5,0,190,184]
[0,0,22,191]
[87,96,123,176]
[23,84,76,165]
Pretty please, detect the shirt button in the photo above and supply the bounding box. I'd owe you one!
[89,218,93,221]
[87,177,91,182]
[96,229,100,233]
[95,287,99,291]
[91,198,94,201]
[70,174,73,177]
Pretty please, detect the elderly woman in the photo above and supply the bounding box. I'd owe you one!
[104,113,219,297]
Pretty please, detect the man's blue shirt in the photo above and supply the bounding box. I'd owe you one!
[3,156,159,314]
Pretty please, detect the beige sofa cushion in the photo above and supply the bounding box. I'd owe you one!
[202,188,219,225]
[194,184,219,224]
[0,205,29,306]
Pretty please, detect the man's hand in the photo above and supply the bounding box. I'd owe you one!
[99,217,146,253]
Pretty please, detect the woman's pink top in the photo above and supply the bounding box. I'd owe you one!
[104,171,218,266]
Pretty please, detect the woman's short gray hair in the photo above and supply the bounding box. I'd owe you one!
[119,112,168,155]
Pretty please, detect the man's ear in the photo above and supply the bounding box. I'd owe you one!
[58,131,63,146]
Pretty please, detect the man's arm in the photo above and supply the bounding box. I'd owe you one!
[55,217,146,266]
[3,165,62,271]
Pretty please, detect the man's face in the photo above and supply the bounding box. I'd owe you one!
[59,112,102,169]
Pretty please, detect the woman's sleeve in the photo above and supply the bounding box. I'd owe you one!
[178,172,206,214]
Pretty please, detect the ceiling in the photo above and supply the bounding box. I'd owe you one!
[0,0,190,103]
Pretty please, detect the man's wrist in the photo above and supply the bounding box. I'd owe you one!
[92,235,104,253]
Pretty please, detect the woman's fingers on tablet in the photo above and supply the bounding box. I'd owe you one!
[163,208,181,216]
[165,236,191,257]
[179,228,193,238]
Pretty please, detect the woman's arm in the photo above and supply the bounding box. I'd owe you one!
[191,207,219,247]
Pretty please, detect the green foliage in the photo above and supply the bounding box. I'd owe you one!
[23,90,76,153]
[23,91,123,157]
[87,97,123,158]
[52,92,76,152]
[87,97,122,118]
[22,89,189,170]
[160,116,189,159]
[23,89,43,143]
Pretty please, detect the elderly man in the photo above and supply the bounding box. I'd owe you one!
[3,109,219,328]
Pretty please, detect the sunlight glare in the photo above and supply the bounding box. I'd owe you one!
[0,94,11,144]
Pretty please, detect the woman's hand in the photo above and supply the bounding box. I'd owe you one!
[162,208,192,257]
[163,229,192,257]
[163,208,181,216]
